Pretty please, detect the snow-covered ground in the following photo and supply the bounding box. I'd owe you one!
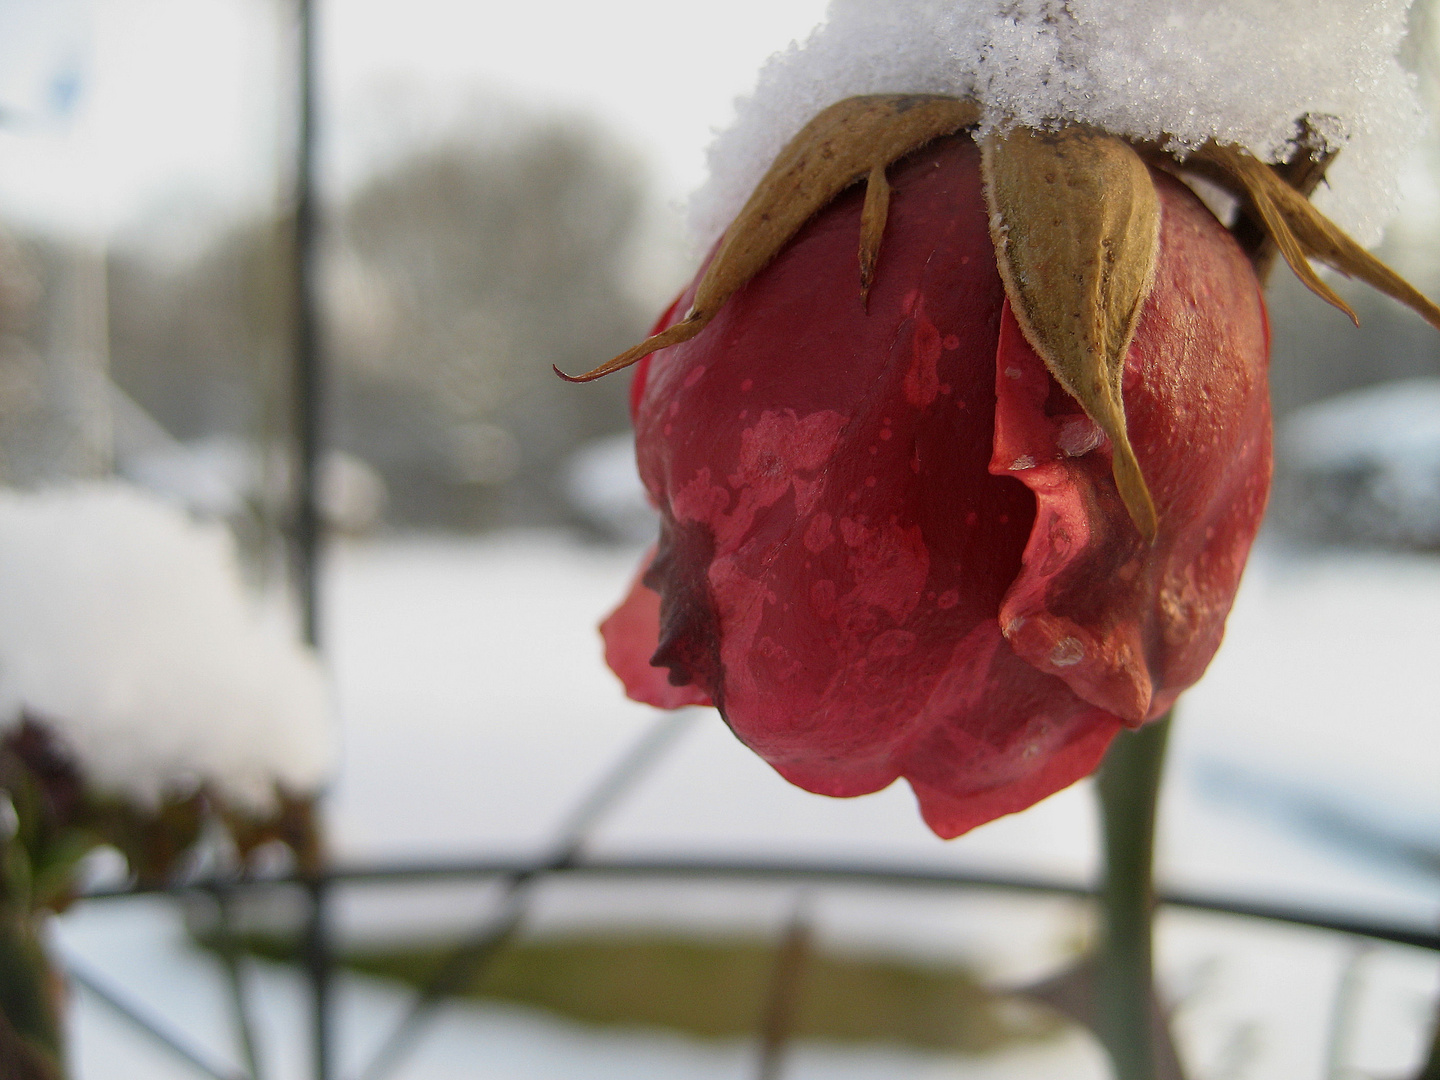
[57,531,1440,1079]
[56,896,1111,1080]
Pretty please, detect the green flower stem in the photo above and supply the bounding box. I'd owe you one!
[1096,712,1172,1080]
[1417,1009,1440,1080]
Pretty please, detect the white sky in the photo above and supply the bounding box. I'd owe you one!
[0,0,830,238]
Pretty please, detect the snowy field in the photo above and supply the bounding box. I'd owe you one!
[57,531,1440,1079]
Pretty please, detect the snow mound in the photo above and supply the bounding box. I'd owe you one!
[1283,378,1440,469]
[1277,378,1440,548]
[564,434,657,544]
[0,483,335,809]
[693,0,1422,249]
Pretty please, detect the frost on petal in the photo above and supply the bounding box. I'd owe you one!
[992,168,1272,724]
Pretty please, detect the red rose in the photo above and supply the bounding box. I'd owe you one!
[600,131,1270,838]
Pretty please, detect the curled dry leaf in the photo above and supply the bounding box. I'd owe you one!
[1197,141,1440,334]
[1218,115,1335,277]
[982,125,1161,542]
[556,94,980,381]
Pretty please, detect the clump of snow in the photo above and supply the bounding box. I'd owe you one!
[693,0,1422,249]
[0,483,335,810]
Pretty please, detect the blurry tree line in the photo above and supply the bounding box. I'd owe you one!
[0,106,660,532]
[1,97,1438,538]
[328,115,649,527]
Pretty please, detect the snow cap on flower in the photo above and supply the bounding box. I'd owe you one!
[694,0,1422,249]
[0,483,335,811]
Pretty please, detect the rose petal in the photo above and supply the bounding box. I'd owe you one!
[992,169,1271,724]
[601,547,712,710]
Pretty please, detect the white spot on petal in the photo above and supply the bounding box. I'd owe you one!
[1058,416,1105,457]
[1050,636,1085,667]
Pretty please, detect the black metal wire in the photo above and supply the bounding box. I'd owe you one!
[288,0,329,1076]
[291,0,323,651]
[754,896,811,1080]
[62,951,250,1080]
[79,853,1440,952]
[302,875,333,1080]
[352,879,528,1080]
[79,853,1440,954]
[64,844,1439,1078]
[213,888,264,1080]
[544,712,698,865]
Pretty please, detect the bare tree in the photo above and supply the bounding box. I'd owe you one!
[335,114,654,528]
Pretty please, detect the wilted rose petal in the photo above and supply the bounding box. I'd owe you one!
[600,135,1270,838]
[602,549,712,711]
[992,175,1271,725]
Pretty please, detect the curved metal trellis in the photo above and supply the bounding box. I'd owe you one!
[81,854,1440,952]
[67,704,1440,1080]
[66,849,1440,1080]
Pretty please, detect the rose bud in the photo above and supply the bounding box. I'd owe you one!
[563,97,1440,838]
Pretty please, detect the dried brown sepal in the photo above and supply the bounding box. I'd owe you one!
[982,125,1161,542]
[557,94,982,382]
[553,316,706,384]
[214,784,325,878]
[1198,141,1440,334]
[1235,116,1336,278]
[859,162,891,307]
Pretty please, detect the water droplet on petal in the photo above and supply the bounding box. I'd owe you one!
[1049,637,1085,667]
[1058,416,1104,457]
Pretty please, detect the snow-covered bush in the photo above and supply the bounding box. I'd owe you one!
[0,482,334,814]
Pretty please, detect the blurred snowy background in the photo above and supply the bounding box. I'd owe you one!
[0,0,1437,1078]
